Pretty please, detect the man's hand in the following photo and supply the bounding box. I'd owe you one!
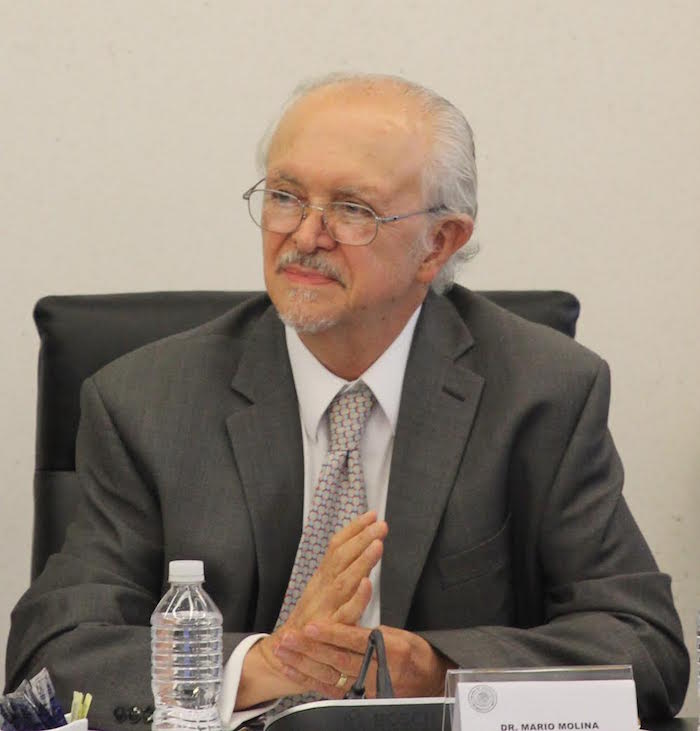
[273,622,455,699]
[235,512,388,709]
[283,511,387,629]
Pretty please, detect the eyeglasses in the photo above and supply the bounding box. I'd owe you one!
[242,178,445,247]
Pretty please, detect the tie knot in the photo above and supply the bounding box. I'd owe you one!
[328,383,375,452]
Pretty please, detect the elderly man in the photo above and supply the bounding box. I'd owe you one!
[6,74,689,730]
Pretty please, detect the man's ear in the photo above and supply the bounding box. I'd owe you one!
[416,215,474,285]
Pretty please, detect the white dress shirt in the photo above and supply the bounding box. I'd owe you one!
[218,306,421,728]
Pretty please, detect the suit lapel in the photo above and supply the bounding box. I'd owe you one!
[381,292,485,628]
[225,307,304,631]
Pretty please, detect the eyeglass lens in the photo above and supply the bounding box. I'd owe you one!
[246,189,377,246]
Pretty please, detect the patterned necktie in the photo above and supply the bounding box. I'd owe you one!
[276,381,376,627]
[270,383,375,715]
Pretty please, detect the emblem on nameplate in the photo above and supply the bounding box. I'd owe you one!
[467,685,497,713]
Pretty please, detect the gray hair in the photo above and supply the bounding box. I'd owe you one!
[257,72,479,294]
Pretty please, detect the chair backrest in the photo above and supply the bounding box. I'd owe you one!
[31,289,580,579]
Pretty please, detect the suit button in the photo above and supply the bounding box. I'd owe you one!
[128,706,142,724]
[142,705,155,724]
[113,706,128,723]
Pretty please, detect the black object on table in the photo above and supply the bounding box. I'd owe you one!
[645,718,697,731]
[263,697,695,731]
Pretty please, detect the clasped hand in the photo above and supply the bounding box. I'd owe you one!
[237,512,451,708]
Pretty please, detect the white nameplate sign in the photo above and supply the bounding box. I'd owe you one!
[452,676,638,731]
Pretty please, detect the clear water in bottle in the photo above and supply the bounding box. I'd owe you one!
[151,560,223,731]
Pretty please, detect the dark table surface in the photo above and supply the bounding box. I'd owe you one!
[645,719,696,731]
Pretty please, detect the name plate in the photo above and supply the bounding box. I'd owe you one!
[448,667,638,731]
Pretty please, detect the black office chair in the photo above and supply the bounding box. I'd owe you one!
[31,289,580,579]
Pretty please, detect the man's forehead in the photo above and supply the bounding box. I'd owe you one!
[275,84,427,138]
[266,83,431,196]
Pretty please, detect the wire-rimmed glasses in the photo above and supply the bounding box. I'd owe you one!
[242,178,445,246]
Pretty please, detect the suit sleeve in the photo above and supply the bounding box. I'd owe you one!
[418,360,689,720]
[5,377,252,731]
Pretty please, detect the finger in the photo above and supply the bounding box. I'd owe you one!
[326,538,383,606]
[324,519,387,577]
[275,646,358,700]
[303,621,375,654]
[344,535,385,581]
[275,646,338,685]
[279,661,311,687]
[277,662,346,700]
[279,630,368,678]
[332,576,372,624]
[328,511,377,549]
[283,537,381,629]
[315,681,349,700]
[280,663,348,701]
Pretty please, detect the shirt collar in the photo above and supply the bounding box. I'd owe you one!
[285,306,422,442]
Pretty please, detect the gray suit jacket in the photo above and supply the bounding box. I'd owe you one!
[6,287,689,728]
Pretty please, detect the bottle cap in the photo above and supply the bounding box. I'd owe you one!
[168,560,204,583]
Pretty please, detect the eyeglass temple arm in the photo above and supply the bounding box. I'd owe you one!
[376,205,447,224]
[242,177,267,200]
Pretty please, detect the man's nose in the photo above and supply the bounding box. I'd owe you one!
[293,205,336,252]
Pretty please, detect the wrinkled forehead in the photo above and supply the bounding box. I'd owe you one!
[267,84,433,199]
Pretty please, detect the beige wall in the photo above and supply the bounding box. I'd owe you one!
[1,0,698,714]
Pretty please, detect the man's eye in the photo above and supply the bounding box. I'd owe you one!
[334,202,375,221]
[267,190,299,206]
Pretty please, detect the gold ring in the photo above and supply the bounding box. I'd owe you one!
[335,672,348,689]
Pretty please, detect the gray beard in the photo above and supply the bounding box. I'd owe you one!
[275,288,340,334]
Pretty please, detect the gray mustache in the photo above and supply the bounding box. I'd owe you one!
[276,251,346,286]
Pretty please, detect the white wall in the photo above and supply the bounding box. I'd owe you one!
[1,0,698,714]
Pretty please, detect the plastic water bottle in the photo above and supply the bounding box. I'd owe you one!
[151,560,223,731]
